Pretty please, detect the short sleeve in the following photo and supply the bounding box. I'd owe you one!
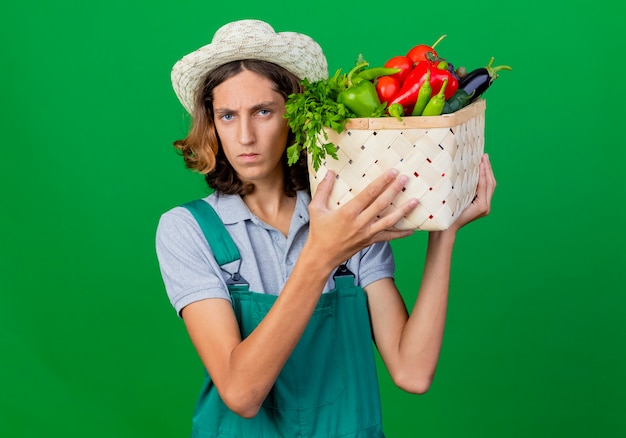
[355,242,395,288]
[155,207,231,317]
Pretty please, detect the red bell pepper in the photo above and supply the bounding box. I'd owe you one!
[390,61,459,113]
[431,63,458,99]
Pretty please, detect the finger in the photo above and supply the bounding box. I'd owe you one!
[309,170,335,210]
[363,174,412,223]
[478,160,491,215]
[371,227,416,245]
[481,154,496,207]
[346,169,400,214]
[449,154,496,230]
[473,155,495,216]
[370,197,419,234]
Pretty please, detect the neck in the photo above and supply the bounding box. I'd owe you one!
[243,182,296,237]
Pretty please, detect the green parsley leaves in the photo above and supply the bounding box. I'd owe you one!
[284,70,350,172]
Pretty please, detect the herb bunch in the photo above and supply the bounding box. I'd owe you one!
[284,69,351,171]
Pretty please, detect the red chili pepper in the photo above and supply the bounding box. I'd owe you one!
[389,62,430,112]
[390,61,459,113]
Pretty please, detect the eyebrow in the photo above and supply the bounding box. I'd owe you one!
[214,101,281,115]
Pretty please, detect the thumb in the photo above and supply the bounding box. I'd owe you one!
[310,170,335,209]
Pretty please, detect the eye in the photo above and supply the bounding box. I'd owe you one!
[220,113,233,121]
[258,109,271,116]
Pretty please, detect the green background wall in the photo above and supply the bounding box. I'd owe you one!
[1,0,624,436]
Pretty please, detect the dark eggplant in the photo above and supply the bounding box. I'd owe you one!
[459,57,512,102]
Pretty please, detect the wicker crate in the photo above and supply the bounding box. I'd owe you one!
[308,99,486,231]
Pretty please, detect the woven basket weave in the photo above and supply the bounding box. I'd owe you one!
[308,99,486,231]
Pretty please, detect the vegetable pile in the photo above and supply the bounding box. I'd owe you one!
[285,35,512,171]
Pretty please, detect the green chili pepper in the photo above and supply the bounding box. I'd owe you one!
[388,103,404,121]
[421,78,448,116]
[356,66,401,81]
[411,70,432,116]
[337,62,386,118]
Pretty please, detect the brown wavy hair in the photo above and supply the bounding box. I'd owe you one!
[173,59,309,196]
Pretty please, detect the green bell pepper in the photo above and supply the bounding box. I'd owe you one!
[337,62,386,118]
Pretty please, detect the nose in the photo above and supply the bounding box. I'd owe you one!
[238,115,256,145]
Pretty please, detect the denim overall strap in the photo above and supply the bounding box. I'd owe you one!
[181,199,384,438]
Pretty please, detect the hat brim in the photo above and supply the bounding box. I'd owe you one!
[171,21,328,114]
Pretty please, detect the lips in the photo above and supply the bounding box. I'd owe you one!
[239,153,260,162]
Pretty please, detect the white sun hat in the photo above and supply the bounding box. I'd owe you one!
[171,19,328,114]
